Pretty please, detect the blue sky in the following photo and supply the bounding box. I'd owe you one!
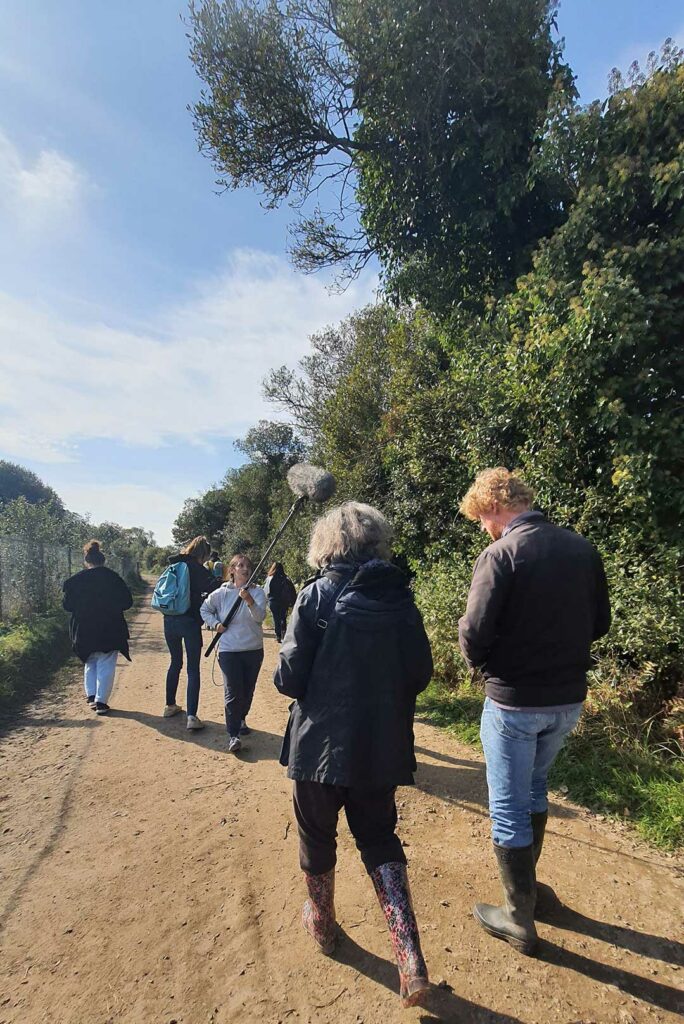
[0,1,681,543]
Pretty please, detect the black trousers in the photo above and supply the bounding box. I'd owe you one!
[218,649,264,737]
[293,779,406,876]
[268,599,288,641]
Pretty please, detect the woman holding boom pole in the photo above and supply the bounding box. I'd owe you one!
[201,555,267,752]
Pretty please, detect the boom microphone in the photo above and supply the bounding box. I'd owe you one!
[287,463,336,503]
[204,463,336,657]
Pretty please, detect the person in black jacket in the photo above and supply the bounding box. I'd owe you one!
[458,468,611,956]
[162,535,220,731]
[264,561,296,642]
[62,539,133,716]
[274,502,433,1008]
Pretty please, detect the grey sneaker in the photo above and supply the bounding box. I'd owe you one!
[186,715,205,731]
[228,735,242,754]
[163,704,183,718]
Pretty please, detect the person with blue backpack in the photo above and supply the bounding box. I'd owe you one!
[153,535,220,731]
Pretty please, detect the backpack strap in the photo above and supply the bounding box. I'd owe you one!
[315,571,353,631]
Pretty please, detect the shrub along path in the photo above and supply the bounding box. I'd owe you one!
[0,595,682,1024]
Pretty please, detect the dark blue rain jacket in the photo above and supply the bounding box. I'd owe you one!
[274,560,433,788]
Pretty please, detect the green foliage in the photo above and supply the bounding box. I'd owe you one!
[353,0,573,309]
[383,58,684,712]
[415,679,483,748]
[173,487,233,547]
[0,460,65,513]
[171,420,306,570]
[0,497,85,546]
[188,0,572,307]
[0,611,72,705]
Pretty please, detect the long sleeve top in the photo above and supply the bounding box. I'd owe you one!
[200,582,267,652]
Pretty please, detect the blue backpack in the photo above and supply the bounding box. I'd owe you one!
[151,561,191,615]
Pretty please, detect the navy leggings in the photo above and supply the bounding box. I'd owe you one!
[164,614,203,716]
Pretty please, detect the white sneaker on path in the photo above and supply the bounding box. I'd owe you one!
[186,715,205,731]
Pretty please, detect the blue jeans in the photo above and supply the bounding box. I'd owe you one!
[164,615,203,716]
[480,696,583,848]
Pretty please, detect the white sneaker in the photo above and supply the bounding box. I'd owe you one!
[163,704,183,718]
[186,715,205,731]
[228,735,242,753]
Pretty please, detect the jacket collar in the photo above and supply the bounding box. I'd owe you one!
[502,510,546,537]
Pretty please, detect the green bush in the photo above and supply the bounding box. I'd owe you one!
[0,612,72,706]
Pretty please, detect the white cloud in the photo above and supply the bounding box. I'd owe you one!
[56,482,188,546]
[0,249,377,463]
[0,127,89,227]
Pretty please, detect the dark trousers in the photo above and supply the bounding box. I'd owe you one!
[164,614,203,716]
[268,599,288,641]
[218,649,264,737]
[293,780,406,876]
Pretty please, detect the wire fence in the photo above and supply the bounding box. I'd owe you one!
[0,536,137,620]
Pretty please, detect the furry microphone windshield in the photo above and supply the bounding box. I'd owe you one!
[287,463,336,503]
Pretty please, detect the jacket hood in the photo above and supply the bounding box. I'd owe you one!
[332,560,416,632]
[169,553,194,565]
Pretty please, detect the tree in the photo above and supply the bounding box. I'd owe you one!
[384,54,684,699]
[234,420,305,467]
[0,461,64,513]
[173,487,233,546]
[264,304,421,504]
[188,0,572,310]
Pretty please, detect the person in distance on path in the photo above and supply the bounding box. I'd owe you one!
[263,561,296,643]
[62,539,133,716]
[274,502,433,1008]
[201,554,267,752]
[458,468,611,956]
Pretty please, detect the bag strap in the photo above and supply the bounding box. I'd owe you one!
[315,572,353,631]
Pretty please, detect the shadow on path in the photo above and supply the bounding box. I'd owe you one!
[334,929,525,1022]
[537,900,684,967]
[110,707,283,762]
[414,744,578,823]
[537,938,684,1014]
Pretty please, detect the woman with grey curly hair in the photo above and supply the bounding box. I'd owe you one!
[274,501,433,1008]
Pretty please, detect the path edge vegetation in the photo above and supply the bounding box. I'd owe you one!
[417,680,684,852]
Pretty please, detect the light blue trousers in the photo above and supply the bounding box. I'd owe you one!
[83,650,119,704]
[480,696,583,847]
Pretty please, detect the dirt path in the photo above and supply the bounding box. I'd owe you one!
[0,593,682,1024]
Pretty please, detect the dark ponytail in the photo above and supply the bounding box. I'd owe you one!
[83,539,105,566]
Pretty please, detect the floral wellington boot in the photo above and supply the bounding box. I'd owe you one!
[370,861,429,1008]
[302,868,337,955]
